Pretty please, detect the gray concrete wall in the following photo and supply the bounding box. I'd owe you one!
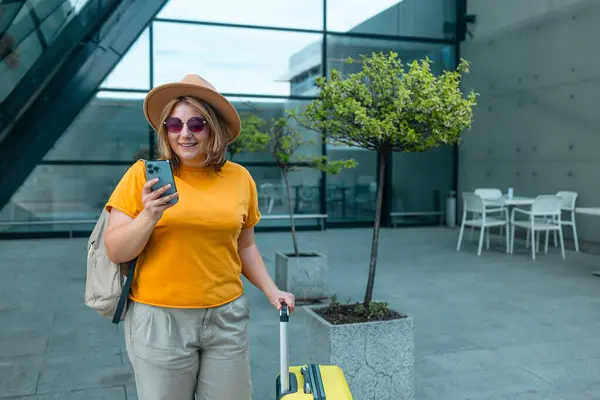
[464,0,596,40]
[458,0,600,244]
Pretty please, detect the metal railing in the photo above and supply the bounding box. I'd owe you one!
[0,219,97,238]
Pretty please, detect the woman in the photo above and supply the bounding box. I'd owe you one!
[103,74,295,400]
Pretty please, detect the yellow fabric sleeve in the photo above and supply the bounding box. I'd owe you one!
[243,171,261,229]
[105,160,145,218]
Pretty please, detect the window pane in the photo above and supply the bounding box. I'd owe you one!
[227,98,320,163]
[39,1,81,43]
[0,31,43,103]
[4,4,35,40]
[29,0,67,21]
[100,28,150,89]
[152,21,322,96]
[0,1,25,36]
[327,147,377,223]
[0,164,132,232]
[245,166,322,228]
[391,146,453,225]
[323,39,455,223]
[44,91,150,162]
[327,0,456,39]
[39,0,91,40]
[40,4,68,43]
[0,163,324,234]
[327,36,455,77]
[0,0,92,104]
[157,0,323,31]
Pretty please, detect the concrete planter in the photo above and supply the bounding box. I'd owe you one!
[297,305,415,400]
[275,251,328,301]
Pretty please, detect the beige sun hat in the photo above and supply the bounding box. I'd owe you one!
[143,74,241,143]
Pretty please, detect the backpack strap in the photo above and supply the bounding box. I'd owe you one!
[111,161,146,324]
[112,258,137,324]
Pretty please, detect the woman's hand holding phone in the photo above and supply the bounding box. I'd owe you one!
[140,178,178,223]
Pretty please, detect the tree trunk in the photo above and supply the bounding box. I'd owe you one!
[364,151,386,307]
[282,169,299,256]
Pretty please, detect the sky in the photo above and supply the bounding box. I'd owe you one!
[99,0,402,98]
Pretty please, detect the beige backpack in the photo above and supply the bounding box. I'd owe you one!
[85,208,136,324]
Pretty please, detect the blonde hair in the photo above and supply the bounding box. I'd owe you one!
[156,96,233,173]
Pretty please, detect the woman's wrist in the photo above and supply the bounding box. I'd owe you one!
[138,209,160,226]
[264,283,279,300]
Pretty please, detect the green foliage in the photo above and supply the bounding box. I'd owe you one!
[244,112,357,257]
[296,51,478,153]
[268,116,305,168]
[310,156,358,175]
[324,294,390,319]
[353,300,390,319]
[295,51,478,309]
[228,112,271,160]
[268,115,357,173]
[323,294,343,314]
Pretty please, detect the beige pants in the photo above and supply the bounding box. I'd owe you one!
[124,294,252,400]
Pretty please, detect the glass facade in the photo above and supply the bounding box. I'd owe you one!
[0,0,93,103]
[327,0,456,38]
[44,91,150,162]
[0,0,459,235]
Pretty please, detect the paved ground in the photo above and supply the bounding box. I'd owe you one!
[1,226,600,399]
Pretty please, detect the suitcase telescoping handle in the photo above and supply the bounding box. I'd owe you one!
[280,302,290,393]
[279,304,321,399]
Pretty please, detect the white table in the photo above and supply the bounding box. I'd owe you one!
[576,207,600,217]
[482,196,535,251]
[575,208,600,277]
[484,196,536,224]
[485,196,536,207]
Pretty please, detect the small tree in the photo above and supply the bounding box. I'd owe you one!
[267,114,356,257]
[298,52,478,309]
[227,112,271,161]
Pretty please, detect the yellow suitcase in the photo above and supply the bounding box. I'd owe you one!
[276,303,353,399]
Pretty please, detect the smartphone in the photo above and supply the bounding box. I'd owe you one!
[144,159,178,204]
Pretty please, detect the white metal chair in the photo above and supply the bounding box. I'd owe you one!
[525,191,579,252]
[474,188,503,200]
[258,182,286,214]
[472,188,507,239]
[511,195,565,260]
[555,191,579,252]
[457,192,509,256]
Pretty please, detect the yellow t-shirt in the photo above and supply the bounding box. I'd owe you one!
[105,159,261,308]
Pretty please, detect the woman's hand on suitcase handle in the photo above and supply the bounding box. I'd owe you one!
[141,178,178,223]
[268,288,295,313]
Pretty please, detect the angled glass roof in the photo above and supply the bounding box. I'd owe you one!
[0,0,92,104]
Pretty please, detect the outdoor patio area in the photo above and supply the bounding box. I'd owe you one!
[1,226,600,399]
